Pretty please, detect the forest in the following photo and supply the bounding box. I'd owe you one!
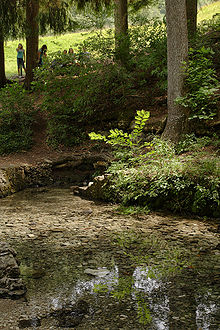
[0,0,220,329]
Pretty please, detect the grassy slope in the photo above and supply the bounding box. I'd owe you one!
[198,1,220,21]
[5,31,93,78]
[4,1,220,77]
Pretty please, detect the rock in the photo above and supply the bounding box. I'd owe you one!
[0,153,111,197]
[0,164,53,198]
[18,317,41,328]
[84,268,110,277]
[51,299,89,328]
[78,174,112,201]
[0,242,26,299]
[70,185,80,194]
[80,208,93,215]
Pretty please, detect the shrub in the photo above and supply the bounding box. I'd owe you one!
[176,47,219,120]
[80,20,167,90]
[129,21,167,90]
[90,114,220,217]
[0,84,34,154]
[35,57,138,147]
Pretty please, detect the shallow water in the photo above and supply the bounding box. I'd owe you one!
[0,188,219,329]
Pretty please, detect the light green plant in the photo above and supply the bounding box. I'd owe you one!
[89,110,151,148]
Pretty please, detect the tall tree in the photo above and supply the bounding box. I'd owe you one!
[0,0,19,88]
[25,0,72,89]
[162,0,189,143]
[114,0,129,64]
[0,28,6,88]
[186,0,198,38]
[24,0,40,90]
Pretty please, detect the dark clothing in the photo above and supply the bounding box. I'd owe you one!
[17,58,25,76]
[38,48,47,66]
[17,58,25,69]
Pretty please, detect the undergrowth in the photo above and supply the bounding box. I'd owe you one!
[0,84,34,154]
[90,111,220,217]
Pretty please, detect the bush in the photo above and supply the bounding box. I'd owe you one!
[90,115,220,217]
[106,150,220,216]
[35,56,140,147]
[81,21,168,90]
[176,47,219,120]
[129,21,167,90]
[33,20,169,148]
[0,84,34,154]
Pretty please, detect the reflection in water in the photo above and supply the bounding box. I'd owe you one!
[45,265,219,329]
[51,266,119,310]
[196,292,220,330]
[133,267,169,329]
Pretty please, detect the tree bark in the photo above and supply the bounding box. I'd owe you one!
[114,0,129,65]
[0,29,6,88]
[25,0,39,90]
[162,0,189,143]
[186,0,197,38]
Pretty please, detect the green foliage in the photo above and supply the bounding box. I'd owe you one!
[137,299,152,325]
[35,52,140,147]
[80,21,167,90]
[176,47,219,120]
[34,69,85,147]
[75,29,114,61]
[129,21,167,90]
[176,134,212,154]
[69,4,114,31]
[89,110,150,148]
[94,126,220,216]
[0,84,34,154]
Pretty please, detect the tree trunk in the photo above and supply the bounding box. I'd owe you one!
[114,0,129,65]
[0,29,6,88]
[24,0,39,90]
[186,0,197,38]
[162,0,189,143]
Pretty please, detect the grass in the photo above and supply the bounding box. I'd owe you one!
[198,1,220,22]
[4,1,220,77]
[5,31,94,78]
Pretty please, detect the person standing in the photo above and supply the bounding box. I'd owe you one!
[38,45,47,66]
[16,43,26,78]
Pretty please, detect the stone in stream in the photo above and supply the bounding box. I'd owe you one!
[51,299,89,327]
[0,242,26,299]
[77,174,112,200]
[84,268,110,277]
[18,317,41,328]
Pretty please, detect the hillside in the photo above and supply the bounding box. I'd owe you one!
[4,1,220,77]
[198,1,220,22]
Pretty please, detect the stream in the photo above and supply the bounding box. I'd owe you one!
[0,187,219,329]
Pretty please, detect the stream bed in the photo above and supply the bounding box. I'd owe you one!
[0,187,219,329]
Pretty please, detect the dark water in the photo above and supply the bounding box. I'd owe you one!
[0,188,219,329]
